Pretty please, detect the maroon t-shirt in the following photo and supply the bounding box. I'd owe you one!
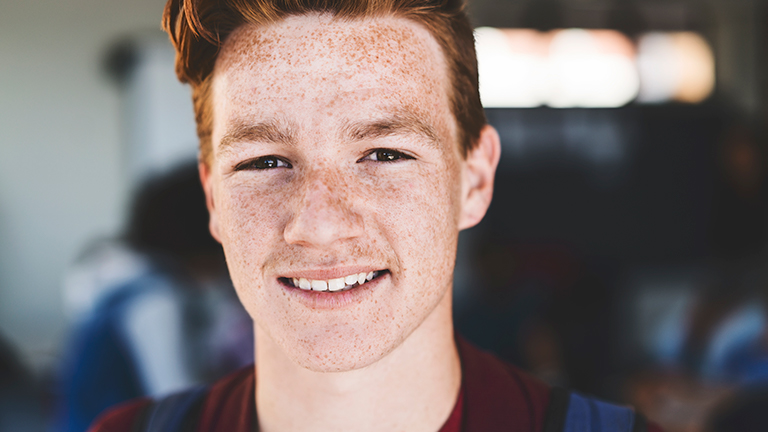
[89,338,660,432]
[88,366,464,432]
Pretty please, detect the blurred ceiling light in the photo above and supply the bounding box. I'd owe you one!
[547,29,639,108]
[637,32,715,104]
[476,28,715,108]
[475,27,548,107]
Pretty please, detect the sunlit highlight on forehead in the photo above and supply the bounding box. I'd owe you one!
[216,14,449,86]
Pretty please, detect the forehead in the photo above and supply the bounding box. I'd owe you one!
[211,14,454,142]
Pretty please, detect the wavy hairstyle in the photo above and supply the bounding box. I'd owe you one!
[162,0,485,164]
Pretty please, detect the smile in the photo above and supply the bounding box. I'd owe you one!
[281,270,385,293]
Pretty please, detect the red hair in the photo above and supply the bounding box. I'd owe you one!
[162,0,485,163]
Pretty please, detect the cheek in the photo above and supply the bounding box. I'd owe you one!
[218,184,283,243]
[214,180,288,287]
[364,164,461,278]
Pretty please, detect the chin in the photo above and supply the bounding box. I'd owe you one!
[283,326,401,373]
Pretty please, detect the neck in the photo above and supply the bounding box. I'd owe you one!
[254,291,461,432]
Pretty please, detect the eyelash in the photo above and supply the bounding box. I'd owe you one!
[233,148,414,171]
[234,156,292,171]
[359,149,415,163]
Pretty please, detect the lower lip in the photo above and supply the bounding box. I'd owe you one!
[280,273,387,310]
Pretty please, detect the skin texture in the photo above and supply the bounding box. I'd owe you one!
[200,13,501,432]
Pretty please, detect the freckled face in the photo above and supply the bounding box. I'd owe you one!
[207,14,464,371]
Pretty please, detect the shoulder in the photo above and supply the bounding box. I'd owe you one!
[456,338,664,432]
[196,364,256,430]
[457,337,550,432]
[87,397,151,432]
[87,365,255,432]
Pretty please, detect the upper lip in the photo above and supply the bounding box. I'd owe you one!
[278,266,386,281]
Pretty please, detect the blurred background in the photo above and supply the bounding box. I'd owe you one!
[1,0,767,431]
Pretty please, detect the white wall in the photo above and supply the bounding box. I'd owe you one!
[121,33,198,185]
[0,0,169,370]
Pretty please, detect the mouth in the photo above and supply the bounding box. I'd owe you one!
[279,270,388,293]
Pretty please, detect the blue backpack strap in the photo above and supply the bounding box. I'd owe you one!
[544,388,648,432]
[136,385,209,432]
[563,392,635,432]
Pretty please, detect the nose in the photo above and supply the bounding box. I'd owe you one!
[283,169,365,248]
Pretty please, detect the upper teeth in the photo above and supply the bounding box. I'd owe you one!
[292,271,377,292]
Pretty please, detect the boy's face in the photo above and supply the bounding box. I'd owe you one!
[202,14,481,372]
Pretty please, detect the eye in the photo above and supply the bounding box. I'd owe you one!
[360,149,414,163]
[235,156,292,171]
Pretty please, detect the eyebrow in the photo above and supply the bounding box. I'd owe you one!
[217,111,441,154]
[218,120,297,154]
[342,111,441,148]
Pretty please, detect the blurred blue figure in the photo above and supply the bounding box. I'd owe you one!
[648,273,768,385]
[55,162,253,432]
[632,269,768,431]
[698,289,768,432]
[702,300,768,385]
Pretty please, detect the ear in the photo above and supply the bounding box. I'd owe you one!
[458,124,501,230]
[199,161,222,243]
